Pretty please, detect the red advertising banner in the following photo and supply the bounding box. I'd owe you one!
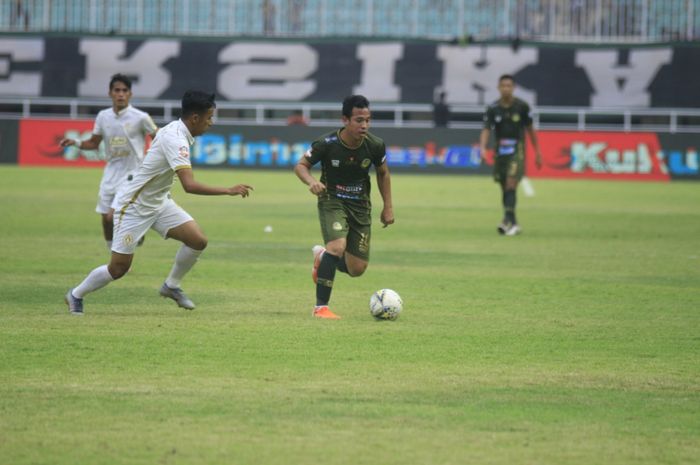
[18,119,106,167]
[526,131,670,181]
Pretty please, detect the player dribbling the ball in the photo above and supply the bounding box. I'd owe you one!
[294,95,395,319]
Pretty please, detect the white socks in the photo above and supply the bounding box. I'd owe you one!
[165,245,203,289]
[73,265,114,299]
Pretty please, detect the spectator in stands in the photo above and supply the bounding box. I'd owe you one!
[263,0,276,34]
[432,91,450,128]
[287,110,309,126]
[11,0,29,30]
[290,0,305,33]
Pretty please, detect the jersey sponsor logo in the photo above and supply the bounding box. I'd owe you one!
[109,136,130,158]
[497,138,518,156]
[178,146,190,158]
[361,158,371,168]
[334,183,364,200]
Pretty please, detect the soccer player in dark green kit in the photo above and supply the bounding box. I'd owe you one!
[480,74,542,235]
[294,95,395,319]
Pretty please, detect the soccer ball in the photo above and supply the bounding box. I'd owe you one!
[369,289,403,321]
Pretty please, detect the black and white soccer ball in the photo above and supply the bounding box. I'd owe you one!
[369,289,403,321]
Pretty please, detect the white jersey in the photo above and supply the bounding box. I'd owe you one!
[93,105,158,195]
[114,119,194,217]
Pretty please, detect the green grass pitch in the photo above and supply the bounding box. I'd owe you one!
[0,165,698,464]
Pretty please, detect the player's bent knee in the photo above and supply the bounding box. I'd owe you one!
[107,263,130,280]
[348,263,368,277]
[188,235,208,251]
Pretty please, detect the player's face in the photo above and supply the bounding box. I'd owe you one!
[342,107,371,142]
[190,107,215,136]
[109,82,132,110]
[498,79,514,99]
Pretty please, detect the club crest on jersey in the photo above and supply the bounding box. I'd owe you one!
[179,146,190,158]
[495,115,502,122]
[332,159,340,167]
[512,114,521,122]
[361,158,371,168]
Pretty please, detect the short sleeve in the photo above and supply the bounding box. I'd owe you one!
[142,114,158,135]
[93,112,104,136]
[483,106,494,129]
[373,142,387,166]
[164,138,192,172]
[522,102,533,126]
[303,139,326,166]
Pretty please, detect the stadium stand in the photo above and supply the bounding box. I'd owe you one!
[1,0,698,42]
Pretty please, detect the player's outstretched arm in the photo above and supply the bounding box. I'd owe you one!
[60,134,103,151]
[176,167,253,197]
[376,163,394,228]
[294,158,326,196]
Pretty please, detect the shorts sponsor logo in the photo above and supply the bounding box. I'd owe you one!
[358,233,369,253]
[332,222,343,231]
[123,234,134,245]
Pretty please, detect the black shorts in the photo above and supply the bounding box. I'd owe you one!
[317,195,371,261]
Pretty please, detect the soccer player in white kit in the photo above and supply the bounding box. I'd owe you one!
[60,74,158,250]
[64,90,253,315]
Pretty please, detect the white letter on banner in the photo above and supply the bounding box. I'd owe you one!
[78,39,179,97]
[353,43,402,101]
[437,45,537,105]
[218,43,317,100]
[0,39,44,96]
[575,49,672,107]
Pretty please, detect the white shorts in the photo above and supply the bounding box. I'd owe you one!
[96,188,118,214]
[112,198,193,254]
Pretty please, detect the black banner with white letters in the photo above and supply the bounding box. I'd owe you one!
[1,36,699,107]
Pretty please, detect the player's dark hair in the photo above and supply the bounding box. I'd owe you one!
[499,74,515,83]
[109,73,132,91]
[181,90,216,117]
[342,95,370,118]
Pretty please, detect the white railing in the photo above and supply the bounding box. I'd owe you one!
[1,97,699,133]
[0,0,697,43]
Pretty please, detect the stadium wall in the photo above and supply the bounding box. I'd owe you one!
[1,36,700,107]
[10,119,699,181]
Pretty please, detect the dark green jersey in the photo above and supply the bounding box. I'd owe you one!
[483,97,532,156]
[304,129,386,201]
